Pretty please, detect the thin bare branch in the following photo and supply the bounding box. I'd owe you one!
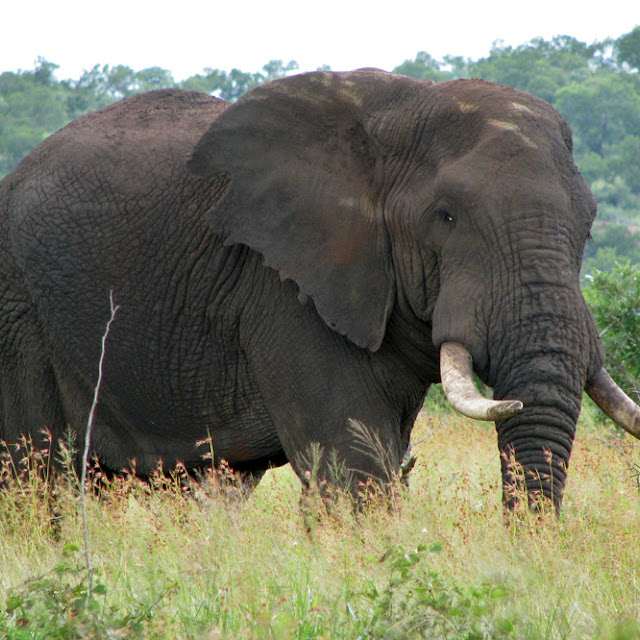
[80,291,120,594]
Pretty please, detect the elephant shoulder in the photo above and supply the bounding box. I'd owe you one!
[3,90,227,213]
[91,89,229,138]
[9,90,228,186]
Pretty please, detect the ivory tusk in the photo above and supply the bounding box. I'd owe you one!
[440,341,524,421]
[585,368,640,439]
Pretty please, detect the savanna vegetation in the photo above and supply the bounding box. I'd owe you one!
[1,402,640,639]
[1,29,640,639]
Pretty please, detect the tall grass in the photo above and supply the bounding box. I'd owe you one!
[1,403,639,639]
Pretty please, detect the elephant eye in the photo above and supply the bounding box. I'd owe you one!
[436,209,455,225]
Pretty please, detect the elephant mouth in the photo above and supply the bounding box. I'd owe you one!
[440,341,640,437]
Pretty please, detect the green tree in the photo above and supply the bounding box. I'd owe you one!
[604,135,640,195]
[470,36,594,102]
[555,73,640,155]
[179,59,298,101]
[583,224,640,271]
[0,59,71,176]
[135,66,175,92]
[179,68,229,95]
[261,59,298,81]
[616,26,640,71]
[64,65,116,118]
[583,263,640,400]
[393,52,452,82]
[104,65,139,98]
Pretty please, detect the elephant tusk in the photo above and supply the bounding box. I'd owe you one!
[585,368,640,439]
[440,342,524,421]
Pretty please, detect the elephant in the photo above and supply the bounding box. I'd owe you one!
[0,69,638,513]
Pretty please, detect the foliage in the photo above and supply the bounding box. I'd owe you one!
[392,51,453,82]
[354,543,515,638]
[180,59,299,102]
[0,543,168,639]
[2,414,640,638]
[470,36,598,103]
[582,223,640,275]
[583,263,640,400]
[554,73,640,156]
[617,26,640,71]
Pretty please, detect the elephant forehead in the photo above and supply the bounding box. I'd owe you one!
[485,118,537,148]
[510,101,535,115]
[449,95,543,148]
[454,98,478,113]
[454,93,537,114]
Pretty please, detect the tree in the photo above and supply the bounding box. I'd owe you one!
[555,74,640,155]
[583,263,640,400]
[179,68,229,95]
[393,52,452,82]
[180,59,298,102]
[0,59,71,176]
[583,223,640,267]
[616,26,640,71]
[604,136,640,195]
[442,55,472,79]
[135,67,175,92]
[261,59,298,81]
[469,36,594,103]
[104,65,139,99]
[31,57,60,87]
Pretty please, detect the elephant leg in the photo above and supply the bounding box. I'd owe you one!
[247,346,406,497]
[269,410,406,501]
[0,302,71,455]
[220,462,271,497]
[200,449,287,499]
[243,349,406,498]
[237,278,417,501]
[273,373,422,500]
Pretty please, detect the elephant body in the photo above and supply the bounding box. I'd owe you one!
[0,71,635,510]
[0,88,430,485]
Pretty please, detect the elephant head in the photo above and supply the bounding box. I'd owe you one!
[188,70,640,511]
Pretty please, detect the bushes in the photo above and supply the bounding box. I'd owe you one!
[583,262,640,400]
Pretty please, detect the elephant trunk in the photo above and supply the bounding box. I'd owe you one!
[433,219,640,511]
[440,332,640,512]
[494,395,579,512]
[435,271,599,510]
[488,299,594,512]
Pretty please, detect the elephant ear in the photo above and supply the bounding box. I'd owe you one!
[188,70,395,351]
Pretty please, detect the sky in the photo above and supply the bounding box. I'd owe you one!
[2,0,638,82]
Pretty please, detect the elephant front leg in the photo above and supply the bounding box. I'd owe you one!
[280,412,407,505]
[240,287,413,504]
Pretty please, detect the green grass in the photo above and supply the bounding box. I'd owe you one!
[1,405,640,639]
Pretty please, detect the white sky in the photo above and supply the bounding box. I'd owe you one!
[2,0,638,81]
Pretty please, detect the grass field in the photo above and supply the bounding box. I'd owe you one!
[1,400,639,639]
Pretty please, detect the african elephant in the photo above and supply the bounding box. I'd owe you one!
[0,70,638,513]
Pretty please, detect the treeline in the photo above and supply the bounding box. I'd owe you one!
[1,28,640,272]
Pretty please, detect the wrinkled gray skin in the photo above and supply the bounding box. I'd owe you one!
[0,71,605,511]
